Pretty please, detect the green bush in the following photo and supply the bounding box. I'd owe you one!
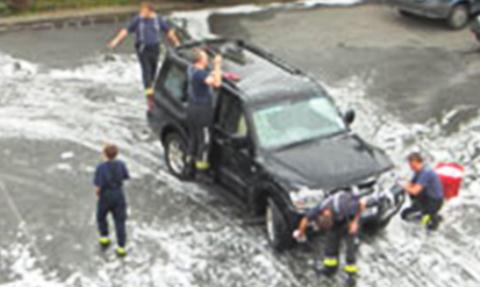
[0,1,10,15]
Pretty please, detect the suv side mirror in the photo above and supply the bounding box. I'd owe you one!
[344,109,355,126]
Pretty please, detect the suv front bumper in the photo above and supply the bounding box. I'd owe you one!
[390,0,452,19]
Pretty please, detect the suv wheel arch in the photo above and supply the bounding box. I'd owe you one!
[249,183,296,251]
[266,198,295,252]
[162,127,192,179]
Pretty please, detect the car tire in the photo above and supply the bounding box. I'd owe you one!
[398,9,414,18]
[164,132,191,179]
[447,4,470,29]
[265,198,294,252]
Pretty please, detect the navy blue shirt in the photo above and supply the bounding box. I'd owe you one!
[94,160,130,192]
[188,67,213,105]
[412,167,444,200]
[127,15,170,46]
[307,191,359,223]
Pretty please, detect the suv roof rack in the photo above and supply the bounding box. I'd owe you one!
[173,38,305,77]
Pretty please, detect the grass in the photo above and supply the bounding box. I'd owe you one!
[30,0,134,11]
[0,0,145,15]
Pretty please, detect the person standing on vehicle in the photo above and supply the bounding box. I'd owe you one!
[94,144,130,257]
[400,152,444,230]
[293,191,367,284]
[187,49,222,173]
[108,2,180,102]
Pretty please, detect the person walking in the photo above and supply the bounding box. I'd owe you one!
[108,2,180,103]
[94,144,130,257]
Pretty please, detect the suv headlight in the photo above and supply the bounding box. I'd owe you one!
[289,187,325,210]
[375,170,398,194]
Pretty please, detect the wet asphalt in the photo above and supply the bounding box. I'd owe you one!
[0,2,480,287]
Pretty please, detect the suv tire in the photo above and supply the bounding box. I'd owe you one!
[266,198,294,252]
[164,132,191,179]
[448,4,469,29]
[398,9,414,17]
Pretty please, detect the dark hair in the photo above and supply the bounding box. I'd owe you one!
[104,144,119,160]
[407,152,423,163]
[317,209,333,230]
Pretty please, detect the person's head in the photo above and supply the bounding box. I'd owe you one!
[139,1,155,17]
[316,208,333,230]
[193,49,209,69]
[407,152,424,172]
[103,144,119,161]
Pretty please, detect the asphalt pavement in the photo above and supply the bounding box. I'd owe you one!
[0,2,479,287]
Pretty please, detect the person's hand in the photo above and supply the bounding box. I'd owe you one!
[96,189,101,198]
[107,40,116,50]
[214,54,222,66]
[293,229,307,243]
[349,221,359,235]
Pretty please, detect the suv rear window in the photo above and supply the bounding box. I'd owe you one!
[163,64,187,102]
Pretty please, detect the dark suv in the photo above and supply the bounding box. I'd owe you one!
[148,39,405,251]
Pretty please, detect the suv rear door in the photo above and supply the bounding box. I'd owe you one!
[212,91,256,200]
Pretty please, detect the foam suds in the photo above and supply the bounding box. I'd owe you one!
[1,1,479,286]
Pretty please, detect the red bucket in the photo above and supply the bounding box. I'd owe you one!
[434,163,465,200]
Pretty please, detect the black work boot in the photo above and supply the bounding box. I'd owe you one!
[345,273,357,287]
[401,206,421,222]
[344,265,359,287]
[315,258,338,277]
[426,214,443,231]
[316,266,338,277]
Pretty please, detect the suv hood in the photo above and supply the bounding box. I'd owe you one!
[261,133,393,190]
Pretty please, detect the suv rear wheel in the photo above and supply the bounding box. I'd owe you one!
[164,133,190,179]
[266,198,294,252]
[448,4,469,29]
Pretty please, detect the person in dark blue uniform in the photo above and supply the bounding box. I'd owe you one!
[293,191,366,285]
[187,49,222,173]
[94,144,130,257]
[401,152,444,230]
[108,2,180,104]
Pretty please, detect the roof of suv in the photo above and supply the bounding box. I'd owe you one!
[174,39,325,106]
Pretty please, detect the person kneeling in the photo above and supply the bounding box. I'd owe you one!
[401,152,444,231]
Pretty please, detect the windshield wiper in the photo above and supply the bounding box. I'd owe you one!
[273,130,347,152]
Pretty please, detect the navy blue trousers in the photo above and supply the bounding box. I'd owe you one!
[97,191,127,247]
[136,44,160,90]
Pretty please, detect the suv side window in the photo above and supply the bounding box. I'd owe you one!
[163,64,187,102]
[217,92,248,137]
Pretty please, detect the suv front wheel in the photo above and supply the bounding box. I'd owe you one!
[266,198,295,252]
[164,132,190,179]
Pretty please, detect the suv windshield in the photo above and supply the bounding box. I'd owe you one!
[252,97,347,149]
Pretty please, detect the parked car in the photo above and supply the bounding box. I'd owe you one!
[471,15,480,40]
[148,39,405,251]
[391,0,480,29]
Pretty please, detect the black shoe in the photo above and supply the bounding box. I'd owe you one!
[427,215,443,231]
[315,265,338,278]
[98,237,111,251]
[345,273,357,287]
[195,171,214,184]
[401,206,421,222]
